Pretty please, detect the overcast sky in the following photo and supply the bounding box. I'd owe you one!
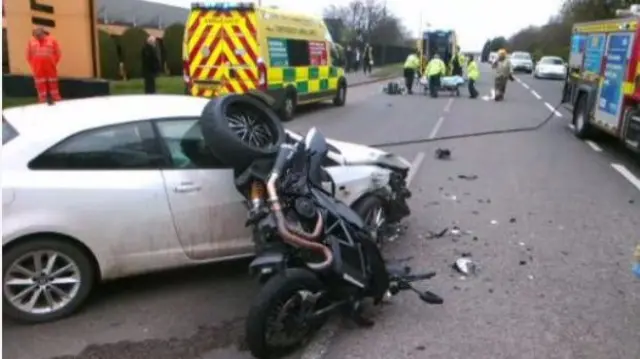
[149,0,564,51]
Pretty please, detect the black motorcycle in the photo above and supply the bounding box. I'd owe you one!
[198,95,442,359]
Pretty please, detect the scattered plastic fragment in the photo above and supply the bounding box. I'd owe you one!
[490,220,498,225]
[435,148,451,160]
[527,275,534,280]
[453,257,477,276]
[458,174,478,180]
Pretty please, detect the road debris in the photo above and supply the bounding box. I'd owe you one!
[457,174,478,181]
[453,257,477,276]
[509,217,517,223]
[424,228,449,239]
[435,148,451,160]
[490,220,499,225]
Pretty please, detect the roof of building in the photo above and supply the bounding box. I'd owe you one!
[96,0,189,29]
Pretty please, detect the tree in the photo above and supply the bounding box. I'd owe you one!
[163,23,185,76]
[489,37,508,52]
[323,0,409,46]
[504,0,635,61]
[98,30,120,80]
[481,39,491,62]
[120,27,149,79]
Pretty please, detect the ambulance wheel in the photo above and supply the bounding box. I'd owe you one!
[333,82,347,106]
[279,90,297,122]
[199,94,285,171]
[573,94,592,139]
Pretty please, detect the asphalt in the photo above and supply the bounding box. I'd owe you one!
[3,64,639,359]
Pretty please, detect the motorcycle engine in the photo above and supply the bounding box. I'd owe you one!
[294,196,317,219]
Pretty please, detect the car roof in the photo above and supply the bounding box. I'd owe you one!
[540,56,563,60]
[3,95,210,139]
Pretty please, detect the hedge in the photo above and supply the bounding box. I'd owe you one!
[163,23,185,76]
[98,30,120,80]
[120,27,149,79]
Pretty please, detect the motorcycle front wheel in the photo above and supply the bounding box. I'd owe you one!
[245,268,327,358]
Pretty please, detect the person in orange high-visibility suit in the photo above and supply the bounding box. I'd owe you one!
[26,27,62,103]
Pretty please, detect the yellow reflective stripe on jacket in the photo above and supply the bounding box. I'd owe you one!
[404,54,420,69]
[467,61,479,80]
[426,59,445,76]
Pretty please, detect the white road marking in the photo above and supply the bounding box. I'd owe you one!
[568,123,575,130]
[429,116,445,139]
[545,102,562,117]
[407,152,426,186]
[611,163,640,192]
[521,82,530,90]
[531,90,542,99]
[444,98,454,112]
[515,77,522,83]
[585,140,603,152]
[490,88,495,99]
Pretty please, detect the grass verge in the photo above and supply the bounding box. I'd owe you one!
[3,64,402,109]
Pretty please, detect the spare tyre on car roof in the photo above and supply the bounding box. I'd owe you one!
[199,94,286,171]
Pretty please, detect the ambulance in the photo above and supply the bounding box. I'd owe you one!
[418,29,459,75]
[182,2,347,122]
[561,5,640,155]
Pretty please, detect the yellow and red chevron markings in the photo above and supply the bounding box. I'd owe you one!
[186,10,260,96]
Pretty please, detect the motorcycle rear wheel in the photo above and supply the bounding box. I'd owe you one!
[246,268,327,358]
[199,94,285,172]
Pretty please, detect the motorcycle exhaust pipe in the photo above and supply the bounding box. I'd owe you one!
[265,176,333,270]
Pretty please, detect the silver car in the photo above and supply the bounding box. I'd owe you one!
[534,56,567,80]
[509,51,534,73]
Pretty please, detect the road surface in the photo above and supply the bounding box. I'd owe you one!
[3,64,639,359]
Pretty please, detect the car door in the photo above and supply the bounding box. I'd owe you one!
[24,121,182,276]
[154,117,253,260]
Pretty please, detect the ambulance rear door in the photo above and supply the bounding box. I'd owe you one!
[185,2,261,97]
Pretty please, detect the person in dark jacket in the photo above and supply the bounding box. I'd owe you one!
[362,43,373,75]
[141,35,161,94]
[345,45,354,73]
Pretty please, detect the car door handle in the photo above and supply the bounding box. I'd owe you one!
[173,183,201,193]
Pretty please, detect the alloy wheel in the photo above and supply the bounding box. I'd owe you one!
[227,110,276,148]
[4,250,82,315]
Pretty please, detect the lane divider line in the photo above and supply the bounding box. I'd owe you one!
[521,83,530,90]
[444,98,454,112]
[545,102,562,117]
[407,152,426,186]
[611,163,640,191]
[429,116,445,139]
[585,140,603,152]
[531,90,542,100]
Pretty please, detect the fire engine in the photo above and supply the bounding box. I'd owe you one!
[562,5,640,156]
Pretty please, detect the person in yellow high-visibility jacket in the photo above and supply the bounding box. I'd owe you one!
[403,50,421,94]
[466,54,480,99]
[426,54,446,98]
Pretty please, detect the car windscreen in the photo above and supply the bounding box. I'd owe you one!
[286,130,342,155]
[512,53,531,59]
[541,58,563,65]
[2,116,18,145]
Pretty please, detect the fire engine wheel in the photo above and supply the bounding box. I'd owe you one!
[199,94,285,171]
[573,95,592,139]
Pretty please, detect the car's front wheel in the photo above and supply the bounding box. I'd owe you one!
[2,237,96,323]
